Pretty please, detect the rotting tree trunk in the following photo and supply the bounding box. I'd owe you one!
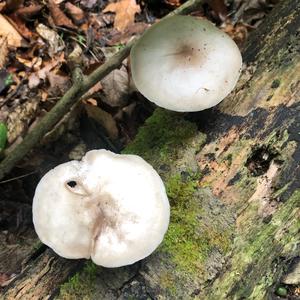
[1,0,300,299]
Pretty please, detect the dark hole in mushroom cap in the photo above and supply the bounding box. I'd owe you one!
[67,181,77,188]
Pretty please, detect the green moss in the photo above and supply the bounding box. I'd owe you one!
[58,261,97,300]
[207,190,300,299]
[123,109,198,167]
[161,173,231,274]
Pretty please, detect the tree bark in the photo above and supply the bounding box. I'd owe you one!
[1,0,300,299]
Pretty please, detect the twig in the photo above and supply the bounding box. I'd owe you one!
[0,171,36,184]
[0,0,204,181]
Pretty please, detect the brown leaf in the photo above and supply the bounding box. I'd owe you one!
[80,0,97,9]
[101,64,129,107]
[15,4,43,19]
[107,22,149,45]
[47,72,71,95]
[165,0,181,7]
[8,13,33,39]
[36,23,65,56]
[84,103,119,140]
[4,0,24,12]
[0,37,8,68]
[82,81,102,100]
[65,2,85,24]
[103,0,141,32]
[0,3,6,12]
[0,14,23,48]
[28,54,65,88]
[208,0,228,22]
[222,21,249,48]
[48,0,76,29]
[17,56,42,69]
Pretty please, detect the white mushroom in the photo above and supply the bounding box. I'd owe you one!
[32,149,170,268]
[130,15,242,112]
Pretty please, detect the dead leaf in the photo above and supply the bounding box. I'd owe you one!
[28,54,65,88]
[82,81,102,100]
[0,3,6,12]
[47,72,71,95]
[4,0,24,12]
[36,23,65,56]
[84,103,119,139]
[28,74,40,89]
[234,0,276,26]
[0,14,23,48]
[101,64,129,107]
[8,13,33,39]
[165,0,181,7]
[103,0,141,32]
[85,98,97,106]
[68,43,83,65]
[80,0,97,9]
[222,21,249,48]
[107,22,149,45]
[48,0,76,29]
[41,90,48,101]
[0,37,8,68]
[15,4,43,19]
[17,56,42,69]
[65,2,85,24]
[7,97,39,144]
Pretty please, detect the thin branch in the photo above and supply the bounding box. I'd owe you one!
[0,0,204,180]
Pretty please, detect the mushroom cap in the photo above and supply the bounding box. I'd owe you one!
[32,150,170,268]
[130,15,242,112]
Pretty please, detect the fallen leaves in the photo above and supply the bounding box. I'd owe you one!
[101,64,129,107]
[48,0,76,29]
[0,14,23,48]
[15,4,43,19]
[36,24,65,57]
[84,102,119,140]
[28,54,65,89]
[103,0,141,32]
[65,2,85,24]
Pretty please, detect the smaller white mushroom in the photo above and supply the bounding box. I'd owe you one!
[130,15,242,112]
[32,150,170,268]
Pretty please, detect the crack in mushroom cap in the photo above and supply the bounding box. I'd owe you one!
[130,15,243,112]
[32,150,170,267]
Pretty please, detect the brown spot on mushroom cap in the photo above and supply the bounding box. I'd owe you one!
[164,43,207,69]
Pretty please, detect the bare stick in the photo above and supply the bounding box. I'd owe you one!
[0,0,204,180]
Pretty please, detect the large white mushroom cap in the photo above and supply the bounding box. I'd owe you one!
[32,150,170,268]
[130,15,242,112]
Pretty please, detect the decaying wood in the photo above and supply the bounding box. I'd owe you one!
[1,0,300,299]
